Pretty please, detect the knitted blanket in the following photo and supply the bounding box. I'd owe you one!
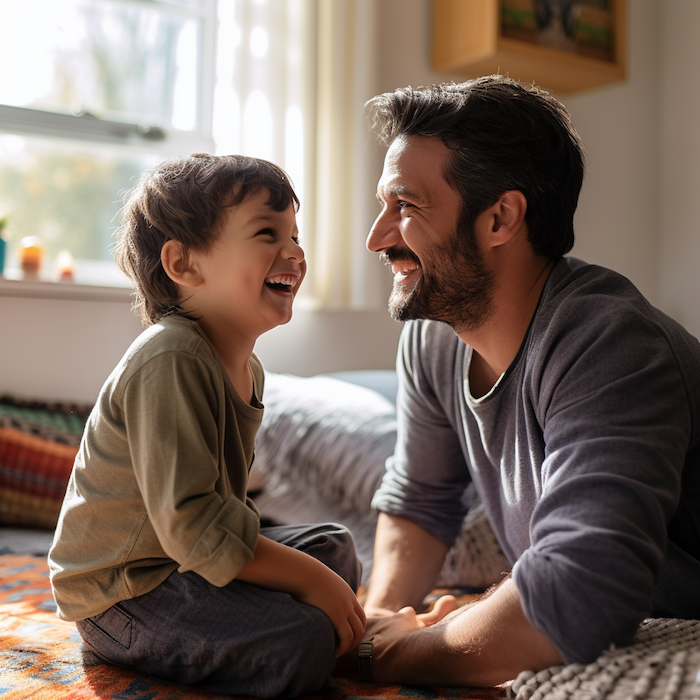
[507,618,700,699]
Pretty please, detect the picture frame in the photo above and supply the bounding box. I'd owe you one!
[431,0,627,94]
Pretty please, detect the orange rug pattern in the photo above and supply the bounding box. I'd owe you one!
[0,554,504,700]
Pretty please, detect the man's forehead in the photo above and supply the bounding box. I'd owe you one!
[377,135,450,198]
[388,134,450,160]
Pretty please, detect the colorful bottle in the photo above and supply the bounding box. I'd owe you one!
[0,216,6,277]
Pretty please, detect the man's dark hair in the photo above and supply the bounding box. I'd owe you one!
[366,75,585,259]
[114,153,299,326]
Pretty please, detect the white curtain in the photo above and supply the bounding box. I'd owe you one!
[213,0,386,310]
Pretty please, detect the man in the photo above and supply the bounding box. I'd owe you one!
[350,76,700,687]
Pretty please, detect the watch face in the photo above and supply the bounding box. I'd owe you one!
[358,637,374,681]
[358,638,374,657]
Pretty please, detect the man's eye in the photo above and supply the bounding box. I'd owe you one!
[397,200,413,210]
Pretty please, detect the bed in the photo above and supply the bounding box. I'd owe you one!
[2,373,700,700]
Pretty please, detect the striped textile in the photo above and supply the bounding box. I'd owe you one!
[0,397,91,529]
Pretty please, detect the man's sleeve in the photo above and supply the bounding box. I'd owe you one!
[123,350,260,587]
[372,320,472,545]
[513,305,693,664]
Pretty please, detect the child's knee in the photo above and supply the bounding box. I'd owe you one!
[323,526,363,590]
[269,605,337,697]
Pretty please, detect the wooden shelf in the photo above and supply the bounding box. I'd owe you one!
[431,0,627,94]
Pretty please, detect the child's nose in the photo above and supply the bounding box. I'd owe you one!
[283,238,304,262]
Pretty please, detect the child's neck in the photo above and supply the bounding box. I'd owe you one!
[223,359,254,404]
[196,318,256,404]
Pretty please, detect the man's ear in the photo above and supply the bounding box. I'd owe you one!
[481,190,528,249]
[161,240,204,288]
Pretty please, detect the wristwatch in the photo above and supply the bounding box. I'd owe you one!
[358,636,375,682]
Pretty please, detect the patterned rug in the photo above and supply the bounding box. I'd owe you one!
[0,554,503,700]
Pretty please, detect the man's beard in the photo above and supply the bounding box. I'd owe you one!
[381,216,495,333]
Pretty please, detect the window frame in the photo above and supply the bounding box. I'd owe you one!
[0,0,218,161]
[0,0,219,289]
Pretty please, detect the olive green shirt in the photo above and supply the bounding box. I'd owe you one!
[49,315,264,621]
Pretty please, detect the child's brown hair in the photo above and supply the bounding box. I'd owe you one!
[114,153,299,326]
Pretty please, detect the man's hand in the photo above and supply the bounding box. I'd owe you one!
[338,579,562,688]
[335,595,456,679]
[368,594,458,646]
[293,567,366,657]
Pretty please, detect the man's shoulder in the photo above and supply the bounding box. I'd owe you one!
[545,257,641,304]
[531,258,700,380]
[539,258,684,337]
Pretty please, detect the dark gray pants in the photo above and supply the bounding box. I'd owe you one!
[76,523,362,698]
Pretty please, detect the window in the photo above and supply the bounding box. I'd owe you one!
[0,0,216,286]
[0,0,384,309]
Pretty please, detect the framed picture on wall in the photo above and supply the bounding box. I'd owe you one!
[501,0,616,62]
[432,0,627,94]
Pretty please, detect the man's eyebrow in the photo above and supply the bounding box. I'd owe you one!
[376,184,421,202]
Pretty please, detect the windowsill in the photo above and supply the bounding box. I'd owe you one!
[0,276,133,302]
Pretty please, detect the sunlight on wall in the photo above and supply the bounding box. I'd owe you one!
[242,90,273,161]
[0,2,63,106]
[172,22,197,131]
[212,0,312,299]
[285,105,305,204]
[250,26,269,58]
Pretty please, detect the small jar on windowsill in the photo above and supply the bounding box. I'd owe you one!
[53,250,76,283]
[19,236,44,281]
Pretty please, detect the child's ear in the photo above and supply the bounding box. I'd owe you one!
[161,240,204,288]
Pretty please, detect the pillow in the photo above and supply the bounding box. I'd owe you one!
[253,371,510,589]
[253,372,397,578]
[254,372,397,511]
[0,396,91,529]
[323,369,399,405]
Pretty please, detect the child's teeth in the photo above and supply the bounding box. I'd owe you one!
[266,275,295,285]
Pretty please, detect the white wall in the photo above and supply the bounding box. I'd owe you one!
[0,293,143,404]
[3,0,699,403]
[565,0,661,304]
[658,0,700,334]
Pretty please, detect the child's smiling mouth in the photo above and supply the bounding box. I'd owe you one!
[264,273,299,293]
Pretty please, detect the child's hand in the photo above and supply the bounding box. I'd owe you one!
[294,568,366,657]
[235,535,366,656]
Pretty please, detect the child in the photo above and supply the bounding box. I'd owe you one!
[48,153,366,698]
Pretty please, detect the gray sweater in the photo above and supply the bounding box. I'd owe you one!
[373,257,700,664]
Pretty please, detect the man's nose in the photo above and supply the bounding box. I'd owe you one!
[366,209,399,252]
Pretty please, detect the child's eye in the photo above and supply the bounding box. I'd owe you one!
[257,228,275,237]
[292,236,301,245]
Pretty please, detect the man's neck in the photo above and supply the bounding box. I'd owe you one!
[460,257,555,399]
